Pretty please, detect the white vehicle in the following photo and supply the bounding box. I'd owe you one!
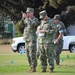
[11,36,75,53]
[11,37,25,53]
[63,36,75,53]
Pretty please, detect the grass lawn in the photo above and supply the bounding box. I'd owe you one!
[0,47,75,75]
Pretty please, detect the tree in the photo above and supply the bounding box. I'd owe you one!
[0,0,75,20]
[0,0,43,20]
[0,0,75,33]
[61,6,75,27]
[48,0,75,9]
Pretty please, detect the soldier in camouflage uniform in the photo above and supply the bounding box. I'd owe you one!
[23,7,39,72]
[53,14,67,65]
[36,10,57,72]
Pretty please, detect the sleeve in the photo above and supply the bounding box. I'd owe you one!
[24,18,30,27]
[19,19,25,28]
[62,23,67,35]
[57,24,64,33]
[36,26,40,35]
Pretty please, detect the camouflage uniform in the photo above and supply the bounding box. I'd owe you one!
[19,19,25,33]
[54,21,64,65]
[53,14,67,65]
[23,8,39,71]
[37,10,57,72]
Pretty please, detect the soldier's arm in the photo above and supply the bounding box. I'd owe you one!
[55,33,62,44]
[55,24,63,44]
[36,26,40,35]
[19,19,25,28]
[24,18,28,27]
[62,22,67,35]
[19,13,27,28]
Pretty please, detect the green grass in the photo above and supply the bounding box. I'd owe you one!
[0,49,75,75]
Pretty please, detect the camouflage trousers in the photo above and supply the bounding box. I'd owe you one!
[25,40,37,68]
[39,43,54,69]
[54,42,63,65]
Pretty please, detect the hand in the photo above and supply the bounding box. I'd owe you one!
[54,39,59,44]
[22,13,26,20]
[39,30,46,33]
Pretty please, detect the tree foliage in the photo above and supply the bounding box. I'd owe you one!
[49,0,75,9]
[0,0,75,20]
[0,0,75,33]
[61,6,75,27]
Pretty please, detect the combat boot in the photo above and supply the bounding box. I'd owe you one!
[42,68,46,72]
[56,63,59,65]
[56,61,60,65]
[30,66,36,72]
[49,68,53,73]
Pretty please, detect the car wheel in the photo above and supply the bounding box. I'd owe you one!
[70,45,75,53]
[17,44,26,53]
[13,50,17,52]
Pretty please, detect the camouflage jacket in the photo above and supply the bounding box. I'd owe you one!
[23,16,39,41]
[37,17,57,44]
[19,19,25,33]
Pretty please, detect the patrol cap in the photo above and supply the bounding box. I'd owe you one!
[53,14,61,20]
[26,7,34,13]
[39,10,47,19]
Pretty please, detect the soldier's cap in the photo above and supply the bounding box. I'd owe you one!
[53,14,61,20]
[26,7,34,13]
[39,10,47,19]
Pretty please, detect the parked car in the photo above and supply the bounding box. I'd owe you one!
[11,37,25,53]
[62,36,75,52]
[11,36,75,53]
